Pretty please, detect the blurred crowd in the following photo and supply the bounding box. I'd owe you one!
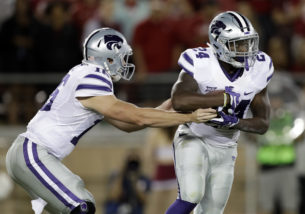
[1,1,305,214]
[1,0,305,124]
[1,0,305,74]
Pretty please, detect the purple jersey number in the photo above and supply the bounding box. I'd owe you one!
[194,47,210,59]
[235,99,251,118]
[41,74,70,111]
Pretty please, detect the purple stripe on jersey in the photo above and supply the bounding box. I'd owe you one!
[220,64,243,82]
[183,53,194,66]
[172,142,181,199]
[85,74,112,89]
[23,139,76,210]
[31,143,83,204]
[76,84,112,92]
[71,119,101,145]
[267,73,273,82]
[95,67,100,72]
[269,58,273,70]
[178,62,194,77]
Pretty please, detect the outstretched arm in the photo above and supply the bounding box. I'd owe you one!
[105,99,174,132]
[171,71,226,112]
[78,95,217,130]
[235,87,271,134]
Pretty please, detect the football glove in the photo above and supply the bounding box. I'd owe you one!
[225,86,240,113]
[208,110,239,128]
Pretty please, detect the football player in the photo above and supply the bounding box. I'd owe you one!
[166,11,273,214]
[5,28,217,214]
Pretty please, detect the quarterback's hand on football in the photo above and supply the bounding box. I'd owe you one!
[191,108,217,123]
[207,111,239,128]
[225,86,240,113]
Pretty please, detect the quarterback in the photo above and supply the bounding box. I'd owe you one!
[166,11,273,214]
[5,28,217,214]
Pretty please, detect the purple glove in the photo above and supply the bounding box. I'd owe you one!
[208,111,239,128]
[225,86,240,113]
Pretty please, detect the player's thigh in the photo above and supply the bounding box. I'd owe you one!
[196,146,237,214]
[174,135,209,203]
[6,136,94,213]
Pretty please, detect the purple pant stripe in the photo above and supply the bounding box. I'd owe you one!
[23,139,75,210]
[31,143,83,204]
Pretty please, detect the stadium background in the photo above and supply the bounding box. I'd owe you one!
[0,0,305,213]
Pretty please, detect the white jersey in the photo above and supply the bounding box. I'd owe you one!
[22,63,114,159]
[177,47,274,147]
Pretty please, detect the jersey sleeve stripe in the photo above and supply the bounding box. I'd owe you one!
[84,74,113,89]
[76,84,112,92]
[178,62,194,77]
[267,73,273,82]
[269,58,273,70]
[183,53,194,66]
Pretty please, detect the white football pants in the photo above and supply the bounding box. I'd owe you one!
[173,125,237,214]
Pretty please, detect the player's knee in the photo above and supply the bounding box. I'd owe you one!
[183,190,203,204]
[70,201,95,214]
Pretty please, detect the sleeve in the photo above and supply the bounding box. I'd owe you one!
[75,72,114,97]
[177,49,197,77]
[255,52,274,90]
[265,54,274,84]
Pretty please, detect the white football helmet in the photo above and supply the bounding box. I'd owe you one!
[208,11,259,70]
[83,28,135,82]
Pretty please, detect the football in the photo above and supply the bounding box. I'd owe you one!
[205,90,232,115]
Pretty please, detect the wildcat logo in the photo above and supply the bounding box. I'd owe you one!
[104,35,123,50]
[210,20,227,40]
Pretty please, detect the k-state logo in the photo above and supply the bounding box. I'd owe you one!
[205,86,217,92]
[104,35,123,50]
[210,20,227,40]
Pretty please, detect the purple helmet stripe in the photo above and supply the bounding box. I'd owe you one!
[237,12,250,31]
[85,74,113,89]
[183,53,194,66]
[228,12,245,32]
[23,139,76,209]
[76,84,112,92]
[178,62,194,77]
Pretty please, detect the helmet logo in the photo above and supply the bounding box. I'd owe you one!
[104,35,123,50]
[211,20,227,40]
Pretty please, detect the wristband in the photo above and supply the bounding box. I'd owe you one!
[223,93,228,107]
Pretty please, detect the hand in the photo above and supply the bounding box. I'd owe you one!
[207,111,239,128]
[225,86,240,113]
[191,108,217,123]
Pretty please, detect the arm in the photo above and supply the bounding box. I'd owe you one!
[171,71,225,112]
[235,87,271,134]
[78,95,217,128]
[104,99,174,132]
